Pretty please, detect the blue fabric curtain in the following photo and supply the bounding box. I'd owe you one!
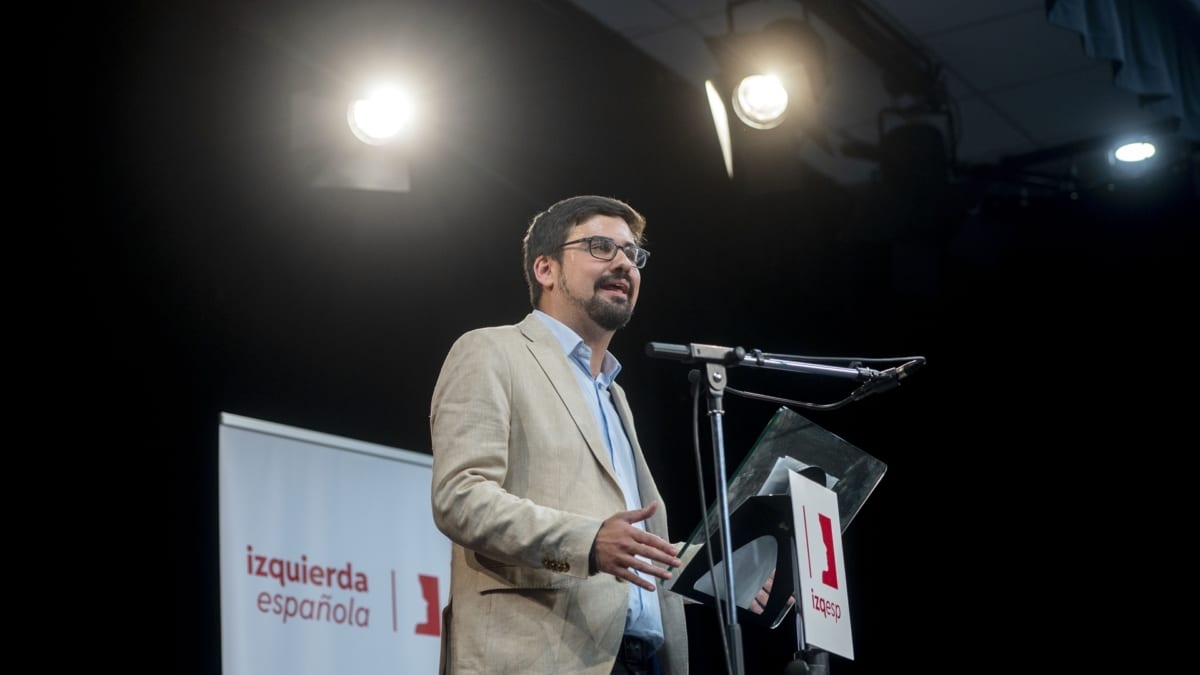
[1048,0,1200,140]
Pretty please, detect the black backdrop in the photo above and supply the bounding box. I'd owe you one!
[60,1,1196,673]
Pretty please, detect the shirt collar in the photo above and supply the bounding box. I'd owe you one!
[533,310,622,385]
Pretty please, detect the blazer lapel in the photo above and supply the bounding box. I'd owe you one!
[518,314,620,486]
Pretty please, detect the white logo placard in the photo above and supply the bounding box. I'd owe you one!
[789,469,854,660]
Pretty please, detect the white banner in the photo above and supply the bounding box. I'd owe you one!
[789,469,854,660]
[219,413,449,675]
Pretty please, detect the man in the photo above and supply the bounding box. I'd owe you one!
[430,195,688,674]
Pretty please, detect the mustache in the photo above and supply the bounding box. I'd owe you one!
[594,272,634,290]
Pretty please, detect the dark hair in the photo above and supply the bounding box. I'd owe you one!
[522,195,646,308]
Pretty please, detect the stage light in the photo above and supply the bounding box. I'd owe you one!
[1107,138,1159,182]
[704,19,828,184]
[347,85,416,146]
[732,74,789,130]
[1113,141,1156,162]
[290,87,414,193]
[706,19,827,132]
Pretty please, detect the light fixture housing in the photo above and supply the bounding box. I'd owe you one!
[703,19,829,184]
[706,19,828,132]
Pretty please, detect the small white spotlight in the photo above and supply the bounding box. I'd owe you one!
[1113,141,1156,162]
[732,74,789,130]
[347,86,415,145]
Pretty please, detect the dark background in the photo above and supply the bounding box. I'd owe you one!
[60,1,1195,673]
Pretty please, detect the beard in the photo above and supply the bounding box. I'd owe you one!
[562,271,635,331]
[585,294,634,331]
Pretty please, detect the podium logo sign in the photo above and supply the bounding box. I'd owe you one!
[789,470,854,660]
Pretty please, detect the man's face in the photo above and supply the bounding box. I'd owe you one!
[554,215,641,332]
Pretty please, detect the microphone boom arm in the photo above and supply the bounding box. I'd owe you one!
[645,341,909,382]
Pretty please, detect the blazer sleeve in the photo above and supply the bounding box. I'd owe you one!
[429,328,601,578]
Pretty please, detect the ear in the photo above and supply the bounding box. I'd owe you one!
[533,255,557,293]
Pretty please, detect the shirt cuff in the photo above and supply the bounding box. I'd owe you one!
[588,535,599,575]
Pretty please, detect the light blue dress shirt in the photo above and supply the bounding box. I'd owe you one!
[534,310,665,649]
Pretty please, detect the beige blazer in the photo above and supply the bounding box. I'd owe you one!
[430,313,688,675]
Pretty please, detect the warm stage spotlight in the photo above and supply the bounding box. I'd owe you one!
[707,18,826,131]
[347,86,416,146]
[290,86,414,193]
[705,19,828,182]
[732,73,789,130]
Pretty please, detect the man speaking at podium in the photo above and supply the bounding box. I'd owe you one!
[430,195,689,674]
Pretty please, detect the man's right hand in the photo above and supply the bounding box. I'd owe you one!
[592,501,682,591]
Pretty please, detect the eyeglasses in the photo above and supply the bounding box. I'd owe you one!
[557,236,650,269]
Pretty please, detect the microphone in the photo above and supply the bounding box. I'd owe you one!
[645,342,692,361]
[852,358,925,400]
[645,342,746,365]
[874,357,924,382]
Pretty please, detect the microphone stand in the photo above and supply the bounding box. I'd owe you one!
[698,354,744,675]
[647,342,918,675]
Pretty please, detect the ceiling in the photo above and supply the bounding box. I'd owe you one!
[567,0,1196,191]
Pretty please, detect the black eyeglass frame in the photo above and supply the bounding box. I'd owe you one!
[557,236,651,269]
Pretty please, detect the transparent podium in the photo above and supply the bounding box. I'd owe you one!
[664,406,887,672]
